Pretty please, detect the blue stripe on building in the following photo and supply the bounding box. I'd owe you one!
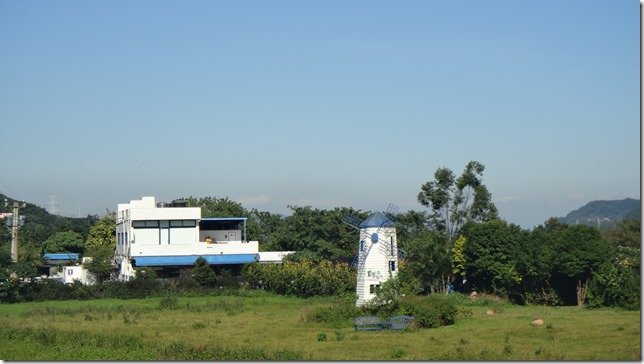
[134,254,258,266]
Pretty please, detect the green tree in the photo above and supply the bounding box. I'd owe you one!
[451,235,467,282]
[187,196,246,218]
[548,225,612,307]
[192,256,217,287]
[42,231,85,254]
[247,208,284,249]
[83,213,116,282]
[393,210,430,244]
[269,206,365,262]
[402,230,451,294]
[461,220,527,298]
[417,161,498,239]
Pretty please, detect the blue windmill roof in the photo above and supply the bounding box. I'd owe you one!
[359,212,394,229]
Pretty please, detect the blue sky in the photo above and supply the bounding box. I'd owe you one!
[0,0,639,228]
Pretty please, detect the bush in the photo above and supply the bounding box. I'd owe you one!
[587,262,640,310]
[397,295,457,328]
[242,259,355,298]
[192,257,217,287]
[305,301,358,325]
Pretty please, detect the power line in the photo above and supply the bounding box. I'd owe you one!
[0,178,21,200]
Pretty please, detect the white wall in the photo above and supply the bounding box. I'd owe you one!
[62,265,97,285]
[356,226,398,306]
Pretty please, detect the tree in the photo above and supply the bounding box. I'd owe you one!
[402,230,451,294]
[42,231,85,254]
[186,196,246,218]
[192,256,217,287]
[548,225,612,307]
[451,235,467,287]
[461,220,526,298]
[269,206,365,262]
[247,208,284,249]
[417,161,498,239]
[83,213,116,282]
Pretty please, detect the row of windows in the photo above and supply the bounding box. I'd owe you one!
[132,220,197,228]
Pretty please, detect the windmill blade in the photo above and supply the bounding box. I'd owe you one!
[375,233,396,259]
[386,203,400,216]
[341,214,363,230]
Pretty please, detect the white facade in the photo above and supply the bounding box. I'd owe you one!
[61,265,97,285]
[114,196,289,281]
[355,212,398,306]
[257,251,296,263]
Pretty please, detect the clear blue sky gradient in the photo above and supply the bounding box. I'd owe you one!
[0,0,639,228]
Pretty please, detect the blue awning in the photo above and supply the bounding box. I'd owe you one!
[134,253,258,267]
[43,253,80,261]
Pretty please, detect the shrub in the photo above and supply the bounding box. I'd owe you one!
[398,295,457,329]
[193,257,217,287]
[587,262,640,310]
[317,332,327,342]
[305,301,358,325]
[159,296,180,310]
[242,259,355,298]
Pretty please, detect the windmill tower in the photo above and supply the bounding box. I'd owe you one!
[343,204,399,307]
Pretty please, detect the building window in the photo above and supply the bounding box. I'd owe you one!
[170,220,197,227]
[133,220,159,228]
[390,237,395,255]
[369,284,380,294]
[389,261,396,272]
[360,240,365,252]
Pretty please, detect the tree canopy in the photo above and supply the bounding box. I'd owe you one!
[417,161,498,239]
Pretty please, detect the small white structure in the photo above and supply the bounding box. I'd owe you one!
[61,265,97,285]
[115,196,292,281]
[355,212,398,306]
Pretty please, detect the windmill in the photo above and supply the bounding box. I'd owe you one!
[342,204,400,307]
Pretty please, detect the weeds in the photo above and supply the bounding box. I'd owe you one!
[503,334,512,355]
[158,296,179,310]
[334,330,345,341]
[317,332,327,342]
[390,346,406,359]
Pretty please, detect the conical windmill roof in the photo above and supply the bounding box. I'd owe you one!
[359,212,394,229]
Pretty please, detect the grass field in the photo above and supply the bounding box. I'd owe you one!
[0,290,639,360]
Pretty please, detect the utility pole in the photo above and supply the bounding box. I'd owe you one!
[10,201,26,262]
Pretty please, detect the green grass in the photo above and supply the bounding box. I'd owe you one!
[0,290,639,360]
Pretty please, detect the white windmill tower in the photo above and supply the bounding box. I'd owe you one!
[343,204,399,307]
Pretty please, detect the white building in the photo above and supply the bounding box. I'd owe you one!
[355,212,398,306]
[115,196,292,281]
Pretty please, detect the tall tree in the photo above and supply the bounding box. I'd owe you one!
[548,224,612,307]
[83,213,116,282]
[402,230,451,294]
[417,161,498,239]
[461,220,526,297]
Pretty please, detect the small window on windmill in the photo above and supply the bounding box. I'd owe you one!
[389,261,396,272]
[369,284,380,294]
[360,240,365,252]
[390,236,395,255]
[371,233,378,243]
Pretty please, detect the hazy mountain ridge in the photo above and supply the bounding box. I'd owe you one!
[559,198,640,227]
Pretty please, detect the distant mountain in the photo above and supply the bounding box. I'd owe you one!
[559,198,640,228]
